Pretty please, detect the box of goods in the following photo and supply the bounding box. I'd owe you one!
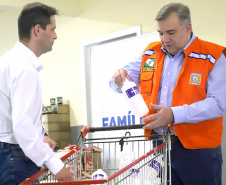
[51,104,69,114]
[43,122,70,132]
[42,114,70,123]
[81,146,103,179]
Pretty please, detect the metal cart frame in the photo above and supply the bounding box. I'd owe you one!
[20,125,171,185]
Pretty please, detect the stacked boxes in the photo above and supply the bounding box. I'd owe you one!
[42,104,71,148]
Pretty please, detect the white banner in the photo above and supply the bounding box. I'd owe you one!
[89,32,160,138]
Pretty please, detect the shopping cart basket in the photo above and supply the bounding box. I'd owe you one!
[20,124,171,185]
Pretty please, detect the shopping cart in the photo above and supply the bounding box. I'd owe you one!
[20,125,171,185]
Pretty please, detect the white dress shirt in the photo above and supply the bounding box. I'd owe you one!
[0,41,63,175]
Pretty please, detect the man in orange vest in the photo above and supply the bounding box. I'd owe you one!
[110,2,226,185]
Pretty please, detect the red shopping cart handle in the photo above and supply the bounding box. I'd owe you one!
[77,125,90,140]
[20,150,77,185]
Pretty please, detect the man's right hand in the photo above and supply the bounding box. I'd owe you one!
[113,68,130,87]
[55,166,74,182]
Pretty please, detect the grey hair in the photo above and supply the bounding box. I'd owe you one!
[155,3,191,28]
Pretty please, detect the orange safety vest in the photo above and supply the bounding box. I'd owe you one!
[140,37,226,149]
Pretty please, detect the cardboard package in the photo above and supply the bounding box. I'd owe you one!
[81,146,103,179]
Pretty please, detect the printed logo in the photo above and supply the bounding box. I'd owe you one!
[125,86,140,99]
[92,174,104,180]
[144,58,155,67]
[129,168,140,178]
[189,73,202,85]
[142,58,155,71]
[149,159,161,173]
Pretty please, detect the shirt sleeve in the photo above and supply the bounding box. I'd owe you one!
[109,53,143,92]
[172,53,226,124]
[10,68,64,175]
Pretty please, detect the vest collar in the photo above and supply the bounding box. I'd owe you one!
[160,32,197,58]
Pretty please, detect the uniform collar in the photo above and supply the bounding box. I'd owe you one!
[161,32,196,57]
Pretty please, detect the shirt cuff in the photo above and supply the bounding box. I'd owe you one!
[109,76,123,93]
[171,106,186,124]
[45,154,64,175]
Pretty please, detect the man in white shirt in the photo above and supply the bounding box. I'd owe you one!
[0,2,73,184]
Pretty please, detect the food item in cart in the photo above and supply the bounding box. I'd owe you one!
[92,146,103,152]
[57,145,79,153]
[144,158,163,184]
[82,145,103,171]
[119,143,136,169]
[91,169,108,180]
[84,146,103,153]
[119,143,144,185]
[63,145,80,151]
[82,171,92,179]
[67,161,74,173]
[83,155,93,169]
[85,146,94,153]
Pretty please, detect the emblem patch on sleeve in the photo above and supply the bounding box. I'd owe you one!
[189,72,202,85]
[145,58,155,67]
[142,58,155,71]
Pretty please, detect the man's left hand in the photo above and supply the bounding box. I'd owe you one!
[142,104,174,130]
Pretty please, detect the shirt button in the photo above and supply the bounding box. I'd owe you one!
[161,101,164,103]
[164,87,167,89]
[168,72,170,75]
[171,59,174,61]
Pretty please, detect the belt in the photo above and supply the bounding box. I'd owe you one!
[0,141,21,149]
[170,135,180,143]
[153,131,180,143]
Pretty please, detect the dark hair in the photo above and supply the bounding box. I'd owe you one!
[18,2,58,41]
[155,3,191,28]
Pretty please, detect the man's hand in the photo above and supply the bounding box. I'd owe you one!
[44,136,56,150]
[55,166,74,182]
[142,104,174,130]
[113,68,130,87]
